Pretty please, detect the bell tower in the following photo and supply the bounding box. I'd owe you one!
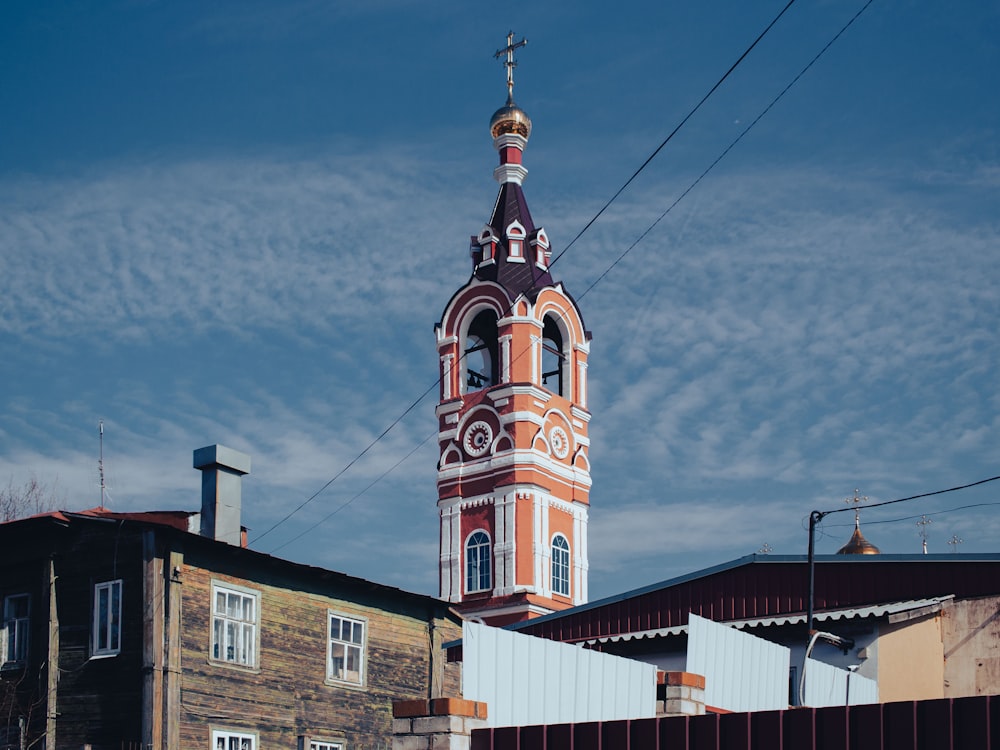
[434,34,592,625]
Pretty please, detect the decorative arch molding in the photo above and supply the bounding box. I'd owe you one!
[440,442,463,468]
[438,280,511,339]
[532,285,588,346]
[456,404,505,461]
[531,408,576,462]
[490,426,514,455]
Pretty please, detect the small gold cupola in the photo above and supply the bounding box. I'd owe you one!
[836,488,880,555]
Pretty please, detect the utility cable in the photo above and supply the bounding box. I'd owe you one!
[823,501,1000,528]
[575,0,877,301]
[548,0,800,270]
[252,0,871,549]
[811,475,1000,522]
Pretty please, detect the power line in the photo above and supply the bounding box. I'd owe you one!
[823,501,1000,528]
[548,0,800,270]
[252,0,873,549]
[576,0,877,302]
[812,475,1000,522]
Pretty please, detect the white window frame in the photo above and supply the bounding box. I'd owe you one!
[326,611,366,687]
[551,534,570,597]
[210,583,260,668]
[465,530,492,593]
[2,594,29,667]
[211,728,256,750]
[300,738,345,750]
[92,579,123,657]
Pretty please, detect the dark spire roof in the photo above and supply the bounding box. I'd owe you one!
[474,182,554,298]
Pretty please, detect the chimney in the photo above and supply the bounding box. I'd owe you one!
[193,444,251,546]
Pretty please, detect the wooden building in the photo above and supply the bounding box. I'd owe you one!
[0,445,461,750]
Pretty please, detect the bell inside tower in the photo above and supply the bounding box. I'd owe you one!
[541,315,566,396]
[465,309,499,392]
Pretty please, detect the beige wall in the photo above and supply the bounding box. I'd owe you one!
[877,614,945,703]
[941,595,1000,698]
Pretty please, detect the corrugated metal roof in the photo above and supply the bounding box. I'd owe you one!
[508,554,1000,645]
[582,595,955,645]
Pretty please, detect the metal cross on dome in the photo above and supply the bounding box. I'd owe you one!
[495,31,528,102]
[844,487,869,522]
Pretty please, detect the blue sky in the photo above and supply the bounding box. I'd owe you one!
[1,1,998,599]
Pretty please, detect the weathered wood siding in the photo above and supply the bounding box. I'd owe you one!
[2,516,461,750]
[177,543,462,749]
[0,519,145,750]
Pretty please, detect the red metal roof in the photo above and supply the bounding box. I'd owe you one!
[505,553,1000,644]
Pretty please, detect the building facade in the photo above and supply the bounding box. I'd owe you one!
[0,446,462,750]
[434,47,592,625]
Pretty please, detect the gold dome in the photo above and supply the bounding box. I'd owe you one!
[836,522,880,555]
[490,101,532,139]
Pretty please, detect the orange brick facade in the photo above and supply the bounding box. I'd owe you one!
[434,89,592,624]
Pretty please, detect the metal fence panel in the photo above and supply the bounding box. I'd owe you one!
[686,614,790,713]
[462,621,657,727]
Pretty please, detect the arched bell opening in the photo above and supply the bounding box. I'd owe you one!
[464,309,499,393]
[541,315,567,397]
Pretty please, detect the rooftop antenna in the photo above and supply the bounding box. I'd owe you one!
[99,420,106,510]
[916,514,932,553]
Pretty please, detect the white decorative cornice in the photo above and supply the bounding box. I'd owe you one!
[436,400,464,418]
[493,163,528,185]
[489,384,552,402]
[493,133,528,151]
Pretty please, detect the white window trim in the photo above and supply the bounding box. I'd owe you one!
[210,582,261,670]
[326,610,367,688]
[211,727,257,750]
[465,530,492,594]
[552,534,571,597]
[2,593,30,667]
[299,737,345,750]
[92,579,123,657]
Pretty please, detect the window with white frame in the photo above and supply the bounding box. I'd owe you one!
[211,584,259,667]
[327,612,365,685]
[2,594,29,666]
[92,579,122,656]
[551,535,570,597]
[308,740,344,750]
[212,728,255,750]
[506,222,526,262]
[465,531,492,593]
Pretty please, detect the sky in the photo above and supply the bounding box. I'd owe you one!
[1,0,998,600]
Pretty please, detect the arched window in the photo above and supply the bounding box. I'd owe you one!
[466,531,492,593]
[551,535,570,596]
[465,310,499,393]
[541,316,566,396]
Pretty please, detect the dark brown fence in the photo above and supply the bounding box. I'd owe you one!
[471,695,996,750]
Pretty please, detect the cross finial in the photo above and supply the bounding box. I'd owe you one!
[917,514,932,553]
[947,534,964,553]
[844,488,869,524]
[495,31,528,104]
